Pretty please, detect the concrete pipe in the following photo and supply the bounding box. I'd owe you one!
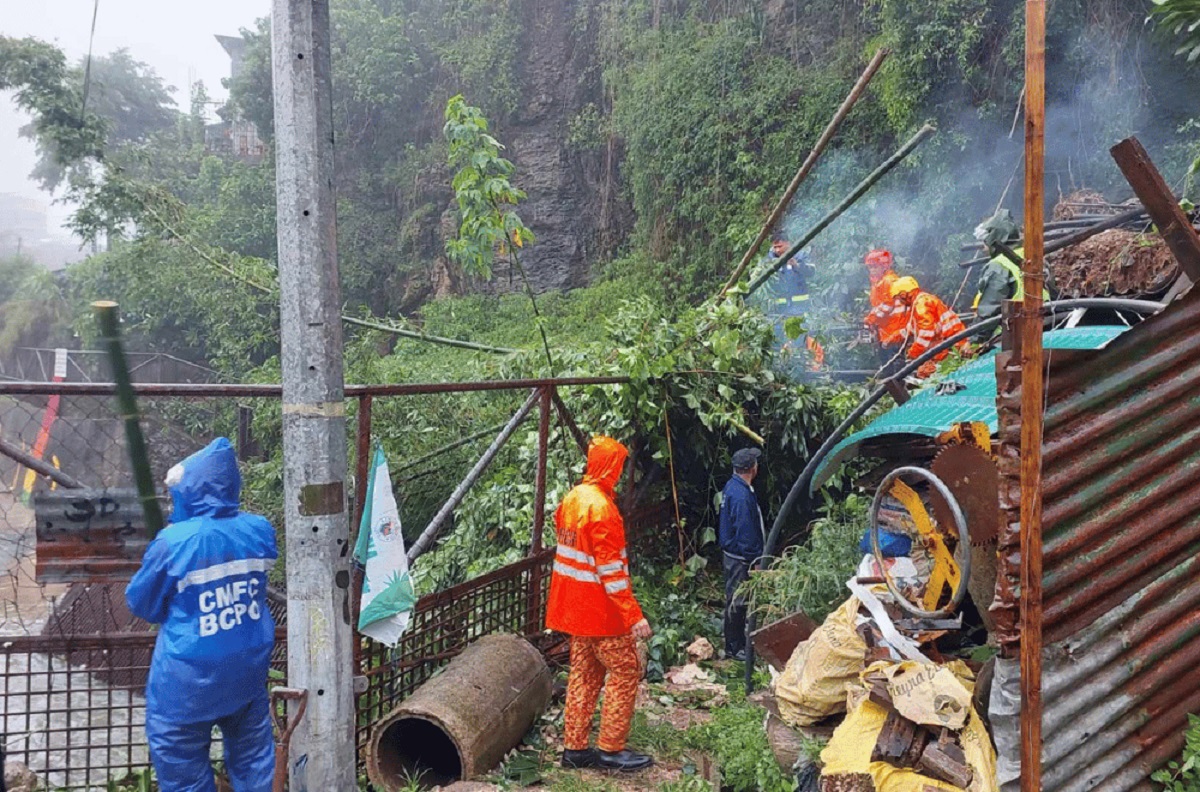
[367,634,553,789]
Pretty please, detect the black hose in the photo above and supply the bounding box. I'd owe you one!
[743,296,1163,691]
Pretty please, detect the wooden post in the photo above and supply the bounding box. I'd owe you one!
[1020,2,1047,791]
[1111,137,1200,282]
[271,0,357,787]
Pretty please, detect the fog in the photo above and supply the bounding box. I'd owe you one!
[0,0,269,233]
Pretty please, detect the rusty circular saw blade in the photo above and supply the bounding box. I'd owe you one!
[928,444,1000,547]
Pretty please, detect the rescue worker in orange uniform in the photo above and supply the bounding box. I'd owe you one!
[863,248,899,321]
[547,436,654,773]
[890,276,970,379]
[862,249,906,373]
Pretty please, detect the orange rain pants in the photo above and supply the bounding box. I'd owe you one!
[562,634,643,753]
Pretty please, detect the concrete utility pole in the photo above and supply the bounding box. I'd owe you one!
[271,0,357,788]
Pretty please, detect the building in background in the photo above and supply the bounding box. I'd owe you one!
[204,35,267,164]
[0,193,86,272]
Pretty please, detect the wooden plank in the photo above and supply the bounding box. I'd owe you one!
[1020,4,1048,792]
[34,488,156,583]
[1111,137,1200,282]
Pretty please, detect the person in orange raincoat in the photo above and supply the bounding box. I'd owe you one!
[890,276,970,379]
[862,249,906,373]
[547,436,654,773]
[863,248,899,322]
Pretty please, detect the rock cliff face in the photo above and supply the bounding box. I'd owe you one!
[485,0,629,294]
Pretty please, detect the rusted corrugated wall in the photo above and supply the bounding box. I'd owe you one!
[990,291,1200,792]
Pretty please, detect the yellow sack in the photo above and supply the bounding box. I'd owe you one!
[879,661,973,730]
[775,597,867,728]
[820,662,997,792]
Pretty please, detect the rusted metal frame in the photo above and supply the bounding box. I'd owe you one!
[525,387,552,637]
[551,390,589,454]
[0,436,86,489]
[0,376,629,398]
[1020,1,1048,788]
[1111,137,1200,282]
[407,389,541,562]
[531,387,552,556]
[351,393,372,679]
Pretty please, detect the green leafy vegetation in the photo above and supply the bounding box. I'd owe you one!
[683,697,795,792]
[743,493,870,624]
[1153,714,1200,791]
[1151,0,1200,62]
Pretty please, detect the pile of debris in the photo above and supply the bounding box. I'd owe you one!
[1046,190,1179,297]
[760,481,997,792]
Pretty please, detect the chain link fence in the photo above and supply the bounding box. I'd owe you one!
[0,381,576,789]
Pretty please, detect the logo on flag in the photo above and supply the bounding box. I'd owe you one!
[352,446,416,646]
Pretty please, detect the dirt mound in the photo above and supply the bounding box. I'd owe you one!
[1049,229,1178,297]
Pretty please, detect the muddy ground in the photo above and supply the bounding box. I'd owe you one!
[1048,229,1177,297]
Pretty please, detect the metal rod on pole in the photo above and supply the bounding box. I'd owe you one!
[0,437,86,490]
[93,302,165,538]
[1020,1,1047,790]
[717,48,890,302]
[271,0,356,786]
[551,391,589,455]
[408,389,541,562]
[531,387,551,556]
[351,394,373,675]
[745,124,937,298]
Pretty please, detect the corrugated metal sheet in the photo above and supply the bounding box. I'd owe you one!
[991,291,1200,792]
[809,326,1127,490]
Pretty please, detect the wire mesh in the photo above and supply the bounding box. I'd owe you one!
[0,384,562,789]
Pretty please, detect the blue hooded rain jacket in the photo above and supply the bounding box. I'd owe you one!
[126,438,278,725]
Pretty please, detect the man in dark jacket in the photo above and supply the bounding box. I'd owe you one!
[126,438,277,792]
[718,447,765,661]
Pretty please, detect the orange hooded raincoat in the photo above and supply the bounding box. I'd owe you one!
[546,436,644,637]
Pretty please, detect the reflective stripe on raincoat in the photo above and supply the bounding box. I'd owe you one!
[125,437,278,724]
[546,436,644,637]
[865,271,908,345]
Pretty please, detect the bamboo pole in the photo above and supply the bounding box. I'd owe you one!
[1019,1,1047,790]
[717,48,890,302]
[93,301,165,537]
[745,124,937,298]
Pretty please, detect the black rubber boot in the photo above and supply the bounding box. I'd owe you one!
[596,749,654,772]
[561,748,598,769]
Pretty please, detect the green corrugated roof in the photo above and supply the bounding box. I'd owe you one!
[809,326,1130,491]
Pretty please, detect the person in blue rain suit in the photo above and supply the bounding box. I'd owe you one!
[126,437,277,792]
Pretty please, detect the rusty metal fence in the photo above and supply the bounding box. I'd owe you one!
[0,377,613,789]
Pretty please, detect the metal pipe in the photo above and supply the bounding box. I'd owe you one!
[759,297,1165,566]
[746,124,938,297]
[93,302,165,538]
[718,48,890,301]
[551,391,589,454]
[0,436,87,489]
[0,376,630,398]
[407,389,541,562]
[531,388,551,556]
[958,205,1151,268]
[351,394,373,675]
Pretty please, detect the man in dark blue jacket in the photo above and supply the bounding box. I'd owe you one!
[718,447,765,661]
[126,437,277,792]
